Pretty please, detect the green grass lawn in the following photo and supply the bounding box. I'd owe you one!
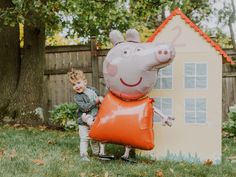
[0,125,236,177]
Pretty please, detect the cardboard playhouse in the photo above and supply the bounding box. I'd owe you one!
[140,8,234,164]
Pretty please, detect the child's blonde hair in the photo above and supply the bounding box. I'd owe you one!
[68,69,86,84]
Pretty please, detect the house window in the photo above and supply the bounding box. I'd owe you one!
[155,64,172,89]
[184,63,207,88]
[185,98,207,123]
[153,97,172,122]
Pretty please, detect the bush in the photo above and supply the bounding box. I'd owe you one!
[223,104,236,137]
[49,103,78,131]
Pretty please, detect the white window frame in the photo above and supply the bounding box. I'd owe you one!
[184,97,208,124]
[155,64,173,90]
[184,62,208,89]
[153,97,173,123]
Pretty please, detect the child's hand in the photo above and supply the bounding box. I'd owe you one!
[96,96,104,104]
[82,113,94,126]
[96,97,100,104]
[98,96,104,103]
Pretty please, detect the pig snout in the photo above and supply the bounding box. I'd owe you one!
[155,45,173,63]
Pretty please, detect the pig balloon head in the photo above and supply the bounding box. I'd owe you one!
[103,29,175,100]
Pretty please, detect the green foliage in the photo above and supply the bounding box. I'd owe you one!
[215,28,234,48]
[1,0,232,46]
[0,0,234,47]
[68,0,136,45]
[223,104,236,137]
[0,0,70,33]
[128,0,212,28]
[49,103,78,131]
[68,0,214,44]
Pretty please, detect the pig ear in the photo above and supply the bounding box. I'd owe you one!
[109,30,124,46]
[126,29,141,43]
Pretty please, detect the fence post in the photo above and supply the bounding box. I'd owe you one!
[91,37,99,89]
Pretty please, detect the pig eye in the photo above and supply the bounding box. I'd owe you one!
[136,48,142,52]
[122,49,130,57]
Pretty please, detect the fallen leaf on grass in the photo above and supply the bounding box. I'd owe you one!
[39,125,47,131]
[0,149,5,158]
[156,170,164,177]
[141,159,154,164]
[48,140,56,145]
[13,124,21,128]
[9,149,17,160]
[204,159,213,166]
[32,159,45,165]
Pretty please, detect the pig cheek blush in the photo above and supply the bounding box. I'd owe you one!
[106,62,118,77]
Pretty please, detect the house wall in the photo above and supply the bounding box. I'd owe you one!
[142,15,222,163]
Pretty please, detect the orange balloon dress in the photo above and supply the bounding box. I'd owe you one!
[89,92,154,150]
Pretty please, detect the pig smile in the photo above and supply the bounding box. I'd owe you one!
[120,77,143,87]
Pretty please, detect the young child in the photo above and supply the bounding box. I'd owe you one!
[68,69,108,161]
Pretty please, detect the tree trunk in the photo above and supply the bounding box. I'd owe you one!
[229,0,236,50]
[0,0,20,120]
[0,1,47,125]
[7,19,46,124]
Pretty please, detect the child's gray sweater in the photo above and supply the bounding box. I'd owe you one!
[74,86,100,126]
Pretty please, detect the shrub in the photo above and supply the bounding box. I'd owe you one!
[49,103,78,131]
[223,104,236,137]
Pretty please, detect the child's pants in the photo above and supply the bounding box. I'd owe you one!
[79,125,100,157]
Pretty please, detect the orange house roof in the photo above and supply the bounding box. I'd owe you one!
[147,8,234,64]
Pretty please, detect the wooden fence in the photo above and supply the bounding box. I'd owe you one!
[44,38,108,118]
[44,41,236,121]
[222,49,236,121]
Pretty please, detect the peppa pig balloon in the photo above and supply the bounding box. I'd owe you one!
[103,29,175,100]
[89,29,175,161]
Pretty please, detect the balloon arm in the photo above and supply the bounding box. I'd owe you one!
[153,106,175,127]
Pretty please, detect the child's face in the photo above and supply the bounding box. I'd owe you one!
[73,79,87,93]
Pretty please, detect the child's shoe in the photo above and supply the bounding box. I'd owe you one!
[80,155,90,162]
[98,154,115,161]
[121,156,137,163]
